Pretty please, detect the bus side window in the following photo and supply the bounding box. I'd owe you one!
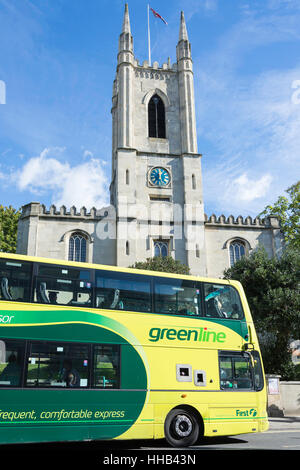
[26,341,89,388]
[92,344,120,388]
[95,270,151,313]
[0,259,32,303]
[204,283,244,319]
[34,265,92,307]
[154,278,202,316]
[0,339,25,387]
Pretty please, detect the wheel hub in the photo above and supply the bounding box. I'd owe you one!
[174,414,193,437]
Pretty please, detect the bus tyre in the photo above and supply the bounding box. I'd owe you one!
[164,408,199,447]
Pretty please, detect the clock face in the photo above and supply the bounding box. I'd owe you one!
[149,167,170,187]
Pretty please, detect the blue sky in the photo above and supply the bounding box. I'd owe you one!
[0,0,299,217]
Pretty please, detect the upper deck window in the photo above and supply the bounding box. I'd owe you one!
[0,259,32,302]
[35,264,92,307]
[154,278,202,316]
[204,283,244,319]
[0,257,246,323]
[95,270,151,313]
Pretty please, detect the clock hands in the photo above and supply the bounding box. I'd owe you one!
[150,167,170,186]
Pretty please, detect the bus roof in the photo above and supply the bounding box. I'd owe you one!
[0,251,241,288]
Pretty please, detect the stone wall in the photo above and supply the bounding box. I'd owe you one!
[16,202,116,266]
[204,213,283,278]
[17,202,284,278]
[267,375,300,417]
[280,382,300,416]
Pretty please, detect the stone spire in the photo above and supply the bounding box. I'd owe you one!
[118,3,133,56]
[176,10,197,154]
[179,11,188,41]
[114,3,134,150]
[122,3,131,34]
[176,10,191,61]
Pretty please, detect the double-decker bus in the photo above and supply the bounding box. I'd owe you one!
[0,252,268,447]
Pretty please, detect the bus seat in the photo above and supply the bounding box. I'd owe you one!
[96,295,105,308]
[110,289,120,309]
[206,298,221,317]
[38,282,50,304]
[1,277,12,300]
[0,340,5,363]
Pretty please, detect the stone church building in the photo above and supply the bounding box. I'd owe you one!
[16,5,283,278]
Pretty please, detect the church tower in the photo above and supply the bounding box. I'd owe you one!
[16,4,284,277]
[110,4,206,275]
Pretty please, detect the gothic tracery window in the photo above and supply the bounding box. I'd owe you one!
[229,241,245,266]
[154,240,169,257]
[148,94,166,138]
[68,233,87,263]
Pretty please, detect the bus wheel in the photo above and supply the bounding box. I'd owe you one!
[164,408,199,447]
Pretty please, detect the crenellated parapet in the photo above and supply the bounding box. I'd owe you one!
[20,202,104,220]
[204,213,281,229]
[134,58,177,72]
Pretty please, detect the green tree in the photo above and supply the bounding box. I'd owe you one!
[259,181,300,248]
[0,205,21,253]
[224,246,300,380]
[131,256,190,275]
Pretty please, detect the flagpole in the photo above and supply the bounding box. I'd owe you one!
[147,4,151,66]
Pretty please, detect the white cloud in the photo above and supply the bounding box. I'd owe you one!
[231,173,273,202]
[203,158,274,216]
[17,147,109,209]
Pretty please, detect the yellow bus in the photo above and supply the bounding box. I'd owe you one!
[0,252,268,447]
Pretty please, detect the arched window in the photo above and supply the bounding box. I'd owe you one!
[68,233,87,262]
[229,241,245,266]
[154,240,169,257]
[148,94,166,138]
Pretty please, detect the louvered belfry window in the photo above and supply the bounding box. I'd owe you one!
[148,94,166,138]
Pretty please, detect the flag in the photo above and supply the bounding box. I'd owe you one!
[150,7,168,25]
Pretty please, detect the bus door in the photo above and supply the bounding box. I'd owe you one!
[211,350,265,434]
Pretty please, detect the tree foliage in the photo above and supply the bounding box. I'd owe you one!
[131,256,190,275]
[259,181,300,249]
[224,246,300,379]
[0,205,21,253]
